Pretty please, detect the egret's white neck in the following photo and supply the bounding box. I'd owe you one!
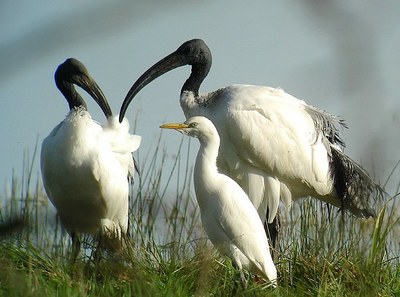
[193,131,220,208]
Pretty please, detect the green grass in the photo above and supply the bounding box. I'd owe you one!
[1,136,399,296]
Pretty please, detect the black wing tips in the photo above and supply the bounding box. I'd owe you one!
[330,146,385,218]
[305,106,347,149]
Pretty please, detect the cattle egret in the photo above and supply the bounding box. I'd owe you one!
[160,116,277,286]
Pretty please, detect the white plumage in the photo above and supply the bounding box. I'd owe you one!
[160,116,277,285]
[41,58,141,255]
[180,85,339,223]
[120,39,381,232]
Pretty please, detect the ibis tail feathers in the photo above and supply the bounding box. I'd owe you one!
[330,146,384,218]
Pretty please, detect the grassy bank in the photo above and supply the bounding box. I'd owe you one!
[0,137,399,296]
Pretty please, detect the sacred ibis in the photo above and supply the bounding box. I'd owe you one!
[119,39,382,245]
[41,58,141,258]
[160,116,277,286]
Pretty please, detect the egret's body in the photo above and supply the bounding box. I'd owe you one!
[41,58,141,254]
[120,39,381,228]
[161,116,277,284]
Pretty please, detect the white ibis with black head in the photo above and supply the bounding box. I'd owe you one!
[160,116,277,286]
[41,58,141,258]
[119,39,382,243]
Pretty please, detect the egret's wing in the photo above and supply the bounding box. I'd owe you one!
[212,180,274,276]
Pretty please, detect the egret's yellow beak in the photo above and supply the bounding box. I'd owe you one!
[159,123,189,130]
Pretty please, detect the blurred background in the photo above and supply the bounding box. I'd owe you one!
[1,0,399,200]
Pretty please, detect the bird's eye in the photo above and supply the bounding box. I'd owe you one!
[189,122,198,128]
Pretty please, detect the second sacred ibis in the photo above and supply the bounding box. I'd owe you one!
[119,39,382,244]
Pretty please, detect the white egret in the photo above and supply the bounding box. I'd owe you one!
[119,39,382,244]
[41,58,141,257]
[160,116,277,286]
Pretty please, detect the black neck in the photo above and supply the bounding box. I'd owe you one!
[181,61,211,97]
[57,79,87,111]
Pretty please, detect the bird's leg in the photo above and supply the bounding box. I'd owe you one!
[91,234,104,264]
[231,261,247,295]
[264,211,280,262]
[71,232,81,263]
[120,231,130,254]
[238,269,247,289]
